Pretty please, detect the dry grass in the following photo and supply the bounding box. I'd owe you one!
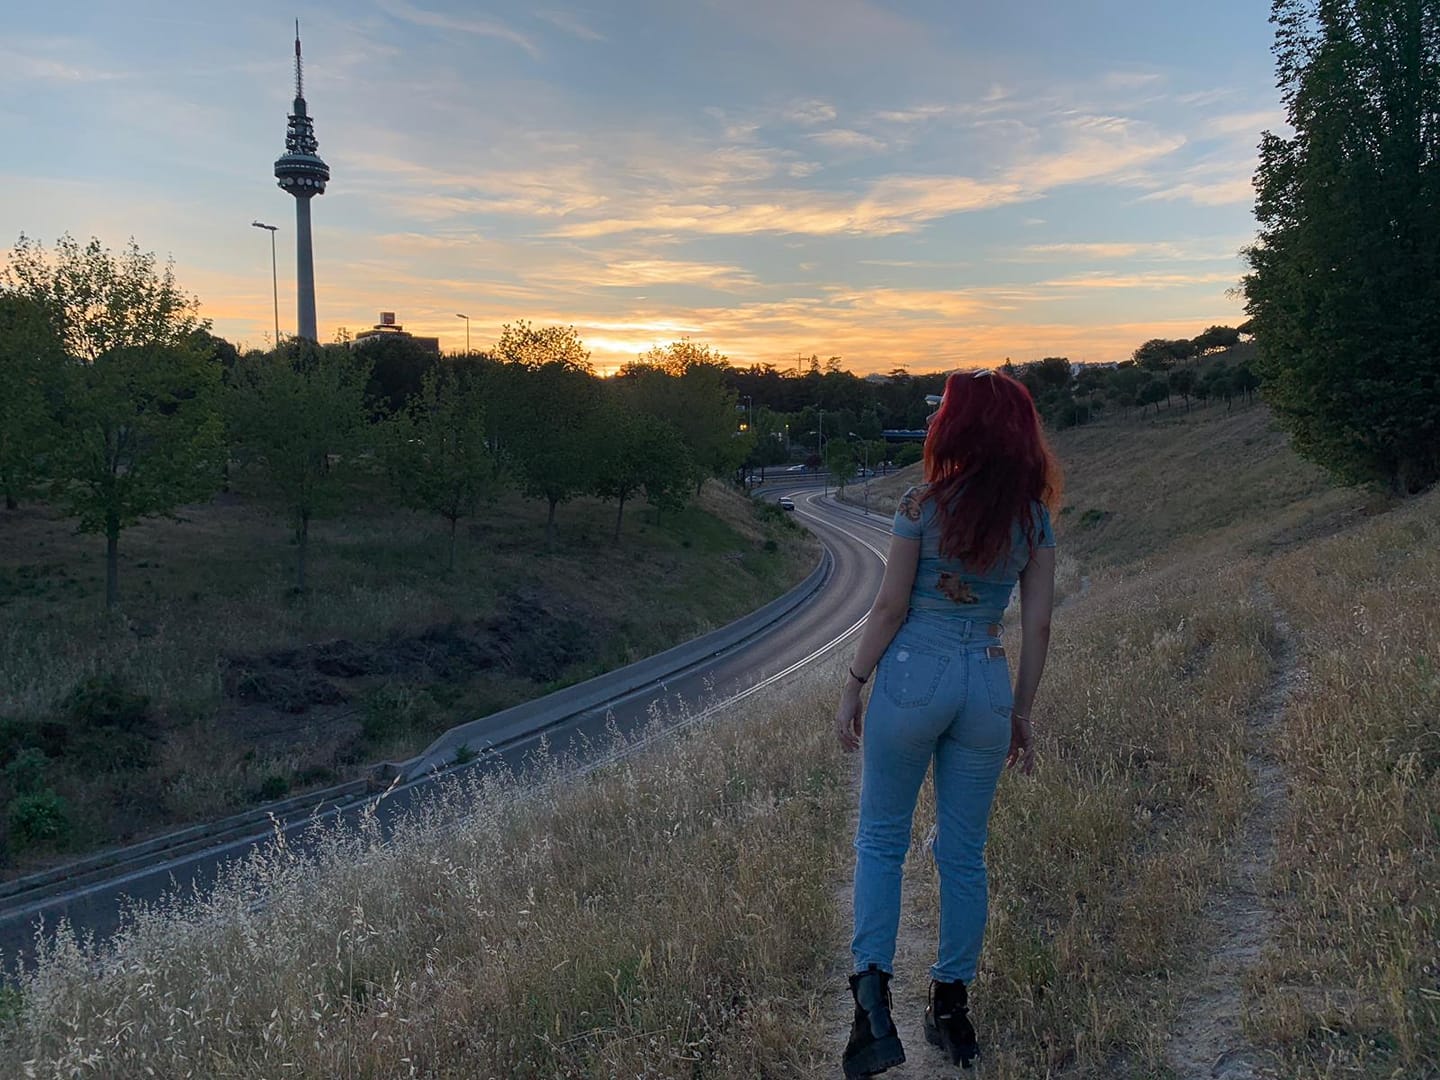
[1,404,1433,1078]
[1,682,853,1078]
[0,480,816,866]
[1249,490,1440,1077]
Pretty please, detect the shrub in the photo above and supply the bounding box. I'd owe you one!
[61,674,150,730]
[7,789,70,849]
[361,685,427,743]
[257,774,290,801]
[3,748,50,796]
[893,443,923,467]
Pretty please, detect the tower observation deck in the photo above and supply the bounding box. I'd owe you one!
[273,23,329,341]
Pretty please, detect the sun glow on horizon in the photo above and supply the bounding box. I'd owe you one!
[3,1,1269,374]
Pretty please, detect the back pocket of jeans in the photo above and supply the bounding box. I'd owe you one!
[981,655,1013,715]
[880,647,950,708]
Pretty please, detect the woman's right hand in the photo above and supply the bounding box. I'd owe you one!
[1006,711,1035,775]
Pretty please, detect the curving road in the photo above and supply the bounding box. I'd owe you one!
[0,487,897,968]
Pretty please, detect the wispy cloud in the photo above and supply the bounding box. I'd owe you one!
[785,99,838,125]
[0,42,127,83]
[807,128,887,153]
[534,9,606,41]
[1042,270,1240,291]
[1019,240,1246,262]
[1140,173,1255,207]
[377,0,540,59]
[1204,109,1285,138]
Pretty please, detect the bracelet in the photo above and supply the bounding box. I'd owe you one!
[848,666,869,685]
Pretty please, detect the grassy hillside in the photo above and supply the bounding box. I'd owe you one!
[849,399,1371,564]
[0,479,817,873]
[2,402,1433,1079]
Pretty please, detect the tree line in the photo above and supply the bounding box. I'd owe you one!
[0,237,756,609]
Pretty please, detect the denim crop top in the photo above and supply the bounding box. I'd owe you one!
[891,484,1055,624]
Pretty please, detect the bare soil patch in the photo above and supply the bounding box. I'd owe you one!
[1165,586,1299,1079]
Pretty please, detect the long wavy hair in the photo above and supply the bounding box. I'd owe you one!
[922,369,1063,569]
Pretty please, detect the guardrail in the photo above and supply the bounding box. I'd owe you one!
[0,544,832,920]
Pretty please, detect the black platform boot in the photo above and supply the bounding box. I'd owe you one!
[843,964,906,1078]
[924,978,979,1068]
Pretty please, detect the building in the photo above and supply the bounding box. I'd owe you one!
[352,312,441,354]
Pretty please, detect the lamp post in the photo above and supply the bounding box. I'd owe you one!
[251,221,280,347]
[818,407,827,495]
[849,431,870,515]
[455,313,470,356]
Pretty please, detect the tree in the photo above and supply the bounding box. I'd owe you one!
[1169,368,1197,410]
[359,333,440,418]
[492,320,591,372]
[0,295,63,510]
[494,360,603,545]
[226,343,372,592]
[592,401,691,541]
[2,236,225,608]
[385,363,504,570]
[1137,377,1169,414]
[1243,0,1440,493]
[622,340,747,491]
[1202,367,1237,409]
[1132,338,1177,372]
[3,235,201,363]
[825,440,857,488]
[1192,325,1242,354]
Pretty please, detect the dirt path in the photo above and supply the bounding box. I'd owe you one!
[1165,585,1298,1079]
[825,827,971,1078]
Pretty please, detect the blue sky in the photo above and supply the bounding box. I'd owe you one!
[1,1,1283,372]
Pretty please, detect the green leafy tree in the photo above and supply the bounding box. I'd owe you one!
[824,440,857,488]
[360,333,440,418]
[3,235,201,362]
[494,360,603,546]
[0,295,63,510]
[1169,368,1197,410]
[1132,338,1176,372]
[385,364,504,569]
[592,402,691,541]
[1137,377,1169,414]
[1244,0,1440,493]
[492,320,591,372]
[58,346,225,608]
[2,236,224,607]
[1192,325,1242,354]
[626,340,748,491]
[226,343,372,591]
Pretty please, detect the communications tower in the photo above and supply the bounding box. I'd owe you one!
[273,22,329,341]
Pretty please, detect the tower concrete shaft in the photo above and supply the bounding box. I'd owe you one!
[273,24,329,342]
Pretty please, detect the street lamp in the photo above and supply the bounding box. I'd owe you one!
[250,221,280,347]
[455,313,470,356]
[849,431,871,515]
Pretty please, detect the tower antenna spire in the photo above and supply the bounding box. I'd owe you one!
[294,19,303,100]
[275,23,328,341]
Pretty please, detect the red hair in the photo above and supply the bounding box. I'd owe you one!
[922,369,1063,569]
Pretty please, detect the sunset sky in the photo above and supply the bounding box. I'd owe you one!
[2,1,1282,374]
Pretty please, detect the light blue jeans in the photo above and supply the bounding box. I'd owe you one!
[851,614,1011,983]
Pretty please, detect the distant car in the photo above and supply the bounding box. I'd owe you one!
[778,497,796,511]
[786,463,808,472]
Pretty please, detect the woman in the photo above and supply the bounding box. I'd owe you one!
[836,369,1060,1077]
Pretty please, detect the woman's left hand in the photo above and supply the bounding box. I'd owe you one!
[835,685,864,752]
